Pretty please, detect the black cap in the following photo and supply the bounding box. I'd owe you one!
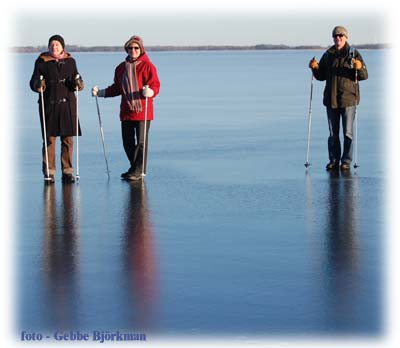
[48,34,65,49]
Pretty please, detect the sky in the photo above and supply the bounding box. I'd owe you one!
[12,13,385,48]
[5,1,389,48]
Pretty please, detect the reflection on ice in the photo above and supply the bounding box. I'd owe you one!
[35,182,159,332]
[42,184,80,330]
[324,172,360,331]
[121,182,158,330]
[17,50,383,336]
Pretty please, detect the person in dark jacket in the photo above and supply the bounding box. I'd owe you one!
[92,35,160,181]
[309,26,368,171]
[30,34,84,183]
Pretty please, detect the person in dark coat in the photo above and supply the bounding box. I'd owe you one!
[309,26,368,171]
[30,34,84,183]
[92,35,160,181]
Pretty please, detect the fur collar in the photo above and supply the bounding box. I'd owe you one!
[39,51,72,62]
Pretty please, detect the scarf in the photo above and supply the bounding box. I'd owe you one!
[122,58,142,112]
[49,50,65,61]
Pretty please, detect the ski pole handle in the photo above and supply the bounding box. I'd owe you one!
[39,75,45,92]
[75,74,80,91]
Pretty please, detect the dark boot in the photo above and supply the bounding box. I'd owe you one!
[44,174,55,184]
[62,173,75,183]
[340,162,351,171]
[326,160,339,171]
[124,172,142,181]
[121,166,136,179]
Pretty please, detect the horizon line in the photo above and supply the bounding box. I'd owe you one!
[11,43,389,53]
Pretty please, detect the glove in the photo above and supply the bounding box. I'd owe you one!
[92,86,106,97]
[73,74,84,90]
[35,78,46,92]
[142,85,154,98]
[352,59,362,70]
[308,58,319,70]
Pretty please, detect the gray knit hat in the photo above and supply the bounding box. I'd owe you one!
[124,35,145,54]
[332,26,348,38]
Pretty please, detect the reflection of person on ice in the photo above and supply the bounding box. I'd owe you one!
[309,26,368,171]
[30,34,84,184]
[92,35,160,181]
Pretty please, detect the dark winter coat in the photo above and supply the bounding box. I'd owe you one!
[30,52,83,137]
[104,52,160,121]
[312,43,368,109]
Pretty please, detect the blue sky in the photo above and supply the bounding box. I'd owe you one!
[6,1,389,47]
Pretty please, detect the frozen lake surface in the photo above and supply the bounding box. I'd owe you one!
[15,50,385,339]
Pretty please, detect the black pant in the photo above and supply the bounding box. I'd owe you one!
[121,120,151,174]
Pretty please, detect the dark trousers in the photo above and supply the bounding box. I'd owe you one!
[121,120,151,174]
[326,106,356,164]
[42,136,74,176]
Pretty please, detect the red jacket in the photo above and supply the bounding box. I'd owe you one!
[104,53,160,121]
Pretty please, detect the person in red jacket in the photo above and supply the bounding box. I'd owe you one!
[92,35,160,181]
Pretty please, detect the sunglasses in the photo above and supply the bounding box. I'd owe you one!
[333,34,345,38]
[127,46,141,50]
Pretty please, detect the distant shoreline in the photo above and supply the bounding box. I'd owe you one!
[11,43,389,53]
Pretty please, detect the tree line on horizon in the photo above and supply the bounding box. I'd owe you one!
[11,43,389,53]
